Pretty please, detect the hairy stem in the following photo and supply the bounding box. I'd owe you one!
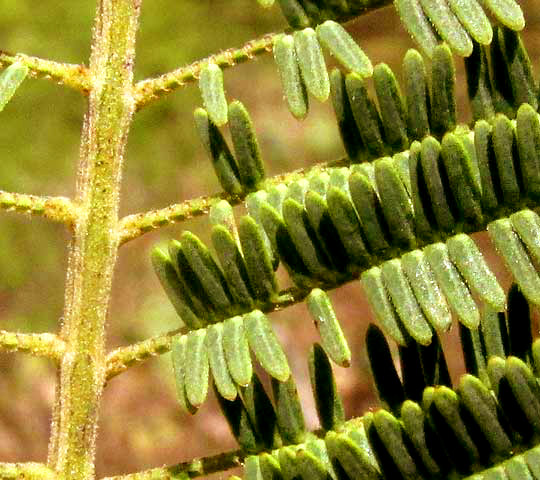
[0,51,90,93]
[0,331,65,362]
[0,462,56,480]
[47,1,141,479]
[0,190,77,225]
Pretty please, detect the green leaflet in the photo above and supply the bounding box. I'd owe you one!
[380,259,433,346]
[184,329,209,408]
[466,43,496,122]
[325,431,381,480]
[326,186,371,268]
[374,63,408,151]
[212,225,255,310]
[366,325,406,414]
[171,334,197,414]
[419,136,456,232]
[296,448,328,480]
[223,316,253,386]
[345,72,387,158]
[374,157,415,250]
[458,374,512,455]
[0,63,28,112]
[492,114,521,207]
[294,28,330,102]
[276,0,310,29]
[239,215,278,302]
[431,386,480,466]
[273,34,308,119]
[206,323,237,401]
[448,0,492,45]
[278,447,301,480]
[316,21,372,77]
[209,200,237,238]
[447,234,506,311]
[496,27,537,111]
[272,375,306,445]
[488,218,540,306]
[482,0,525,31]
[245,456,263,480]
[401,250,452,332]
[402,49,430,141]
[440,132,483,226]
[419,0,473,56]
[348,172,390,254]
[244,310,290,382]
[431,44,457,137]
[240,374,281,450]
[362,267,406,346]
[371,409,420,479]
[480,307,507,359]
[505,357,540,434]
[424,243,479,328]
[245,191,278,268]
[393,0,438,58]
[282,198,334,282]
[150,247,202,330]
[515,104,540,201]
[194,108,242,195]
[309,343,345,431]
[511,210,540,265]
[257,0,274,6]
[400,401,441,476]
[259,453,283,480]
[474,120,499,214]
[199,63,228,126]
[180,231,232,314]
[408,141,435,241]
[330,69,365,161]
[228,101,265,190]
[307,288,351,367]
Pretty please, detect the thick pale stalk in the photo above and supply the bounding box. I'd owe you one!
[48,1,141,479]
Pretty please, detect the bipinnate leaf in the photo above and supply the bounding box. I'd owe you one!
[244,310,290,382]
[0,63,28,112]
[199,63,228,126]
[294,28,330,102]
[228,100,265,190]
[309,343,345,431]
[307,288,351,367]
[273,34,308,119]
[316,21,372,77]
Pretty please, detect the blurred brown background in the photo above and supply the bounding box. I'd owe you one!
[0,1,539,478]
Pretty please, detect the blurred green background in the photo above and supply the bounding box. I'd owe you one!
[0,1,538,477]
